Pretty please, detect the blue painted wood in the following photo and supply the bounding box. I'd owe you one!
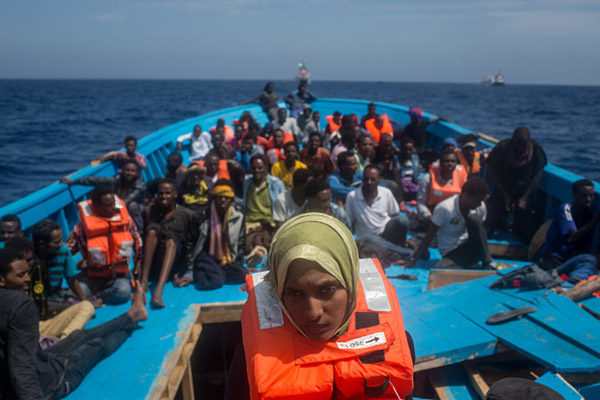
[432,365,480,400]
[578,382,600,399]
[535,372,584,400]
[64,283,247,400]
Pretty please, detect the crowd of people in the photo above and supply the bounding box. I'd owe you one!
[1,83,598,399]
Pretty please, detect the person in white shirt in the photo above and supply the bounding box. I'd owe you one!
[345,164,410,256]
[272,168,313,225]
[412,176,492,269]
[271,108,301,142]
[176,124,213,162]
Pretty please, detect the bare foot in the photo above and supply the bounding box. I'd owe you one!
[126,281,148,322]
[150,289,165,309]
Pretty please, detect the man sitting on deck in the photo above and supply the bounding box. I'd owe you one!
[299,131,335,176]
[61,159,146,231]
[412,177,493,269]
[176,124,213,162]
[270,142,307,190]
[345,164,411,257]
[272,168,313,225]
[5,236,95,343]
[294,177,351,230]
[329,151,362,205]
[417,149,467,228]
[538,179,600,270]
[140,180,196,308]
[67,186,142,305]
[175,180,247,290]
[0,248,147,400]
[243,154,285,253]
[92,135,147,170]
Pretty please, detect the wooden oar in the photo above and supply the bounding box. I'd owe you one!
[477,131,499,144]
[563,276,600,302]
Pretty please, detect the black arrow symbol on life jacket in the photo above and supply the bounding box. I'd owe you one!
[365,337,380,344]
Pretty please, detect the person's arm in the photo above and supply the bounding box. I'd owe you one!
[66,225,81,256]
[60,176,117,186]
[416,174,432,220]
[412,223,439,262]
[329,175,354,202]
[174,215,201,287]
[271,194,287,224]
[176,132,193,150]
[7,299,46,400]
[130,221,143,273]
[240,94,260,105]
[135,154,147,170]
[92,151,118,164]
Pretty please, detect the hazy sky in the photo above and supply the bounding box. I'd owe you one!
[1,0,599,85]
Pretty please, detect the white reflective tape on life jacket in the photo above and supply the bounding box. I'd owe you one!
[88,248,106,265]
[119,240,133,258]
[359,258,392,312]
[252,271,284,330]
[79,201,92,217]
[337,331,387,350]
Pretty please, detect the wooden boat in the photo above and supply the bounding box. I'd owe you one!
[1,98,599,399]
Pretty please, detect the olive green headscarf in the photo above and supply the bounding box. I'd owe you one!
[266,212,359,339]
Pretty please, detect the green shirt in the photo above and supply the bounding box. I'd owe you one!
[246,181,273,224]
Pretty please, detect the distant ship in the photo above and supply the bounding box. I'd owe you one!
[295,61,311,85]
[479,70,505,86]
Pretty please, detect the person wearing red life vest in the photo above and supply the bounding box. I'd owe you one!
[226,213,414,400]
[417,149,467,225]
[209,118,234,141]
[455,134,481,176]
[365,114,393,144]
[67,186,142,305]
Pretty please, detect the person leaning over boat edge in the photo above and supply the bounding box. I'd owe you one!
[224,213,414,399]
[92,135,147,170]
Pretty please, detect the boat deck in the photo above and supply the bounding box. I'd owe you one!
[65,257,600,399]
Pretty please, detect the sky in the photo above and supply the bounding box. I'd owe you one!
[1,0,599,85]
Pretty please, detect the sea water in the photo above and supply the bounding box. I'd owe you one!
[1,79,599,207]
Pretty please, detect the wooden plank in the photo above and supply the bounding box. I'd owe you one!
[429,366,480,400]
[427,270,497,290]
[198,302,244,324]
[464,363,489,399]
[180,365,195,400]
[487,242,529,260]
[535,372,584,400]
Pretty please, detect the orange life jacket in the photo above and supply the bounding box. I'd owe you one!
[454,148,481,175]
[77,197,133,278]
[209,125,234,140]
[242,258,414,400]
[193,159,231,180]
[365,115,393,143]
[427,164,467,207]
[326,115,342,133]
[266,132,294,150]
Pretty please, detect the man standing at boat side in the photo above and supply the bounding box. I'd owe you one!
[66,186,142,305]
[486,126,547,242]
[412,177,492,269]
[0,248,148,400]
[271,108,301,144]
[537,179,600,270]
[176,124,213,162]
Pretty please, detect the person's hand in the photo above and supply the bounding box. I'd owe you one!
[91,298,104,308]
[173,274,193,288]
[176,142,182,151]
[503,195,512,213]
[517,196,528,210]
[60,178,73,185]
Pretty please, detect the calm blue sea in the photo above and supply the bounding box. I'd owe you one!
[1,79,599,207]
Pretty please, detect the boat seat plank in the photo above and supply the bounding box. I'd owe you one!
[535,372,584,400]
[64,283,247,400]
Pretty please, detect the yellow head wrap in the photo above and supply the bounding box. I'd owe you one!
[267,212,359,339]
[211,184,235,198]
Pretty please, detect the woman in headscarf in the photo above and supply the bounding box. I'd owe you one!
[227,213,414,399]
